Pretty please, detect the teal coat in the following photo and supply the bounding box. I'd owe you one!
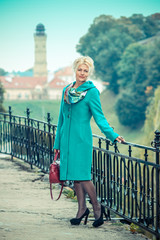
[54,81,119,181]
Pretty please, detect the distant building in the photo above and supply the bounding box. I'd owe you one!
[0,76,47,100]
[0,68,72,100]
[48,77,67,100]
[54,66,74,83]
[33,23,47,77]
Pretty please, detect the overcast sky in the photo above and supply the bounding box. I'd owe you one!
[0,0,160,72]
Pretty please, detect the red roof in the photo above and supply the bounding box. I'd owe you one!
[0,76,47,89]
[48,77,68,89]
[55,66,73,77]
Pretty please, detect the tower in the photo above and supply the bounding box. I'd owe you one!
[34,23,47,77]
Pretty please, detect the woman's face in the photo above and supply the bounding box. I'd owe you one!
[76,64,89,83]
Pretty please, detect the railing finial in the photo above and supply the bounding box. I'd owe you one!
[47,112,51,124]
[151,130,160,148]
[26,108,30,119]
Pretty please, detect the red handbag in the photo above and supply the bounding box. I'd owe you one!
[49,151,64,200]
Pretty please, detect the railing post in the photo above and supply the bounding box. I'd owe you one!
[9,106,13,160]
[154,130,160,239]
[105,139,111,220]
[47,112,52,165]
[26,108,32,169]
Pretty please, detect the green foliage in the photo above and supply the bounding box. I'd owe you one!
[129,14,159,38]
[130,223,144,234]
[115,92,147,129]
[63,188,77,201]
[77,15,135,94]
[77,13,160,128]
[143,86,160,146]
[117,43,147,88]
[115,43,148,128]
[3,100,61,122]
[116,39,160,128]
[76,13,160,96]
[0,68,8,76]
[145,40,160,89]
[117,39,160,91]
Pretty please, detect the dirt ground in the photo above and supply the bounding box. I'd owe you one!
[0,154,149,240]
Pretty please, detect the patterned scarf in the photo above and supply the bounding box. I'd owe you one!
[64,83,87,104]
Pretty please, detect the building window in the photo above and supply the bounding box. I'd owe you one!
[18,93,22,99]
[25,93,29,99]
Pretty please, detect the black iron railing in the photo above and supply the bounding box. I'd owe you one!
[0,106,56,171]
[92,134,160,239]
[0,106,160,239]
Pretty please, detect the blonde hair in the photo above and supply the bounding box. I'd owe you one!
[73,56,94,75]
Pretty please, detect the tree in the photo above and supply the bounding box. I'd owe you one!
[143,86,160,145]
[76,13,160,128]
[0,68,7,76]
[76,13,160,94]
[145,40,160,89]
[116,39,160,129]
[115,89,147,129]
[116,43,148,128]
[129,14,160,38]
[77,15,134,93]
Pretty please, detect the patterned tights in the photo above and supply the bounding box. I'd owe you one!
[74,181,101,219]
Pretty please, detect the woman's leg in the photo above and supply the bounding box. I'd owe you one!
[74,181,87,218]
[81,181,101,219]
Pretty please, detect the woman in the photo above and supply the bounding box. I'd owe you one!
[54,56,125,227]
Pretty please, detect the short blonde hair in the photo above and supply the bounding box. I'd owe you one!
[73,56,94,75]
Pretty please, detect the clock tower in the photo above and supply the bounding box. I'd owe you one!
[34,23,47,77]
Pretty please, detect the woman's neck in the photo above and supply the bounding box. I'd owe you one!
[74,80,86,89]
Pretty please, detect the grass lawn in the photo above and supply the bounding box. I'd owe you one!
[91,89,144,145]
[3,100,61,123]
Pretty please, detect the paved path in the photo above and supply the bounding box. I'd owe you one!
[0,155,149,240]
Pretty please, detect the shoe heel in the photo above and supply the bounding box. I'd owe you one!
[103,209,108,219]
[92,205,105,228]
[84,213,89,225]
[70,208,90,226]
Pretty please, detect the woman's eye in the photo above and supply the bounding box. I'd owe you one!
[77,69,88,72]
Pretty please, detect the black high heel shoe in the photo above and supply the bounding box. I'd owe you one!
[92,205,107,228]
[70,208,90,225]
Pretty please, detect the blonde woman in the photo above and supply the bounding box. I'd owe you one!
[54,56,124,227]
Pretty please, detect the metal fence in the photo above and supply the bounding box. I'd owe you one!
[0,106,160,239]
[92,134,160,239]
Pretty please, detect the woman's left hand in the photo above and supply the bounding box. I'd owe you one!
[115,136,125,143]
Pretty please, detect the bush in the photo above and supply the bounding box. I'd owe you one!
[115,93,147,129]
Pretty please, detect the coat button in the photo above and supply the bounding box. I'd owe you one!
[68,114,70,118]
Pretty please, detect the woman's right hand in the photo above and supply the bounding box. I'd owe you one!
[54,149,60,154]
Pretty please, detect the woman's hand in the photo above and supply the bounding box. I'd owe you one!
[115,136,125,143]
[54,149,60,154]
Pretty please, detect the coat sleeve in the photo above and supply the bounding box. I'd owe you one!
[53,89,65,150]
[88,88,119,143]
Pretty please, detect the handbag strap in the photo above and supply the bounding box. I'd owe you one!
[50,150,63,200]
[54,151,60,162]
[50,182,64,201]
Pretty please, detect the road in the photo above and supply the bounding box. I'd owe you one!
[0,155,149,240]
